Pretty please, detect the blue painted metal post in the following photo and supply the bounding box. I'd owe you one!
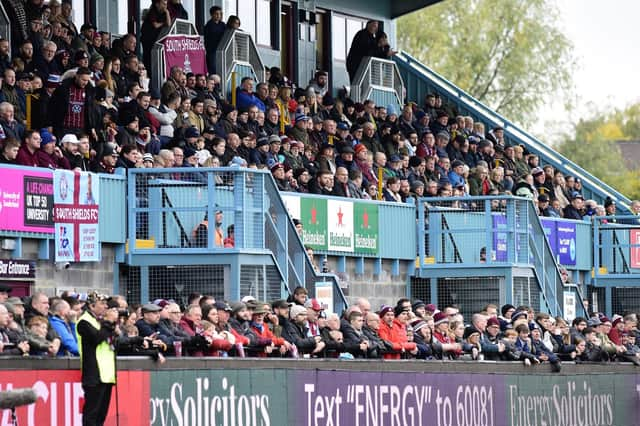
[485,200,493,264]
[355,257,365,276]
[506,200,515,264]
[11,237,23,258]
[207,171,215,250]
[417,198,425,272]
[233,169,245,249]
[504,268,513,307]
[430,277,438,305]
[37,239,49,260]
[337,256,346,273]
[391,259,400,277]
[112,263,120,295]
[605,286,612,317]
[230,258,241,301]
[140,266,149,304]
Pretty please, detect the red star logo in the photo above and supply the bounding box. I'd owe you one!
[337,207,344,226]
[311,206,317,224]
[363,209,369,229]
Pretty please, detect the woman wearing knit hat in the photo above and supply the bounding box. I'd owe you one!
[432,311,462,359]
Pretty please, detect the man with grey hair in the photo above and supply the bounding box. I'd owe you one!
[0,101,25,141]
[49,299,79,356]
[0,304,30,355]
[33,40,59,81]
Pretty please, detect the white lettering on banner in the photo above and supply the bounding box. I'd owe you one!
[150,377,271,426]
[509,381,613,426]
[0,381,84,426]
[304,383,495,426]
[163,38,204,53]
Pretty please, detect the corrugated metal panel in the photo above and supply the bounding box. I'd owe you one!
[378,202,416,260]
[99,174,126,243]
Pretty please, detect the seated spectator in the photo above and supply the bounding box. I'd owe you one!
[49,299,78,356]
[0,137,20,164]
[0,304,30,356]
[25,315,61,356]
[0,102,26,141]
[282,304,325,356]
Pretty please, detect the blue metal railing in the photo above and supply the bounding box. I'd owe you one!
[416,196,569,316]
[126,167,348,313]
[394,50,632,213]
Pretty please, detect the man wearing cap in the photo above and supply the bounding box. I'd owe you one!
[0,284,11,303]
[249,303,291,357]
[377,305,417,359]
[91,143,118,174]
[76,292,119,426]
[50,67,94,137]
[282,304,325,356]
[71,23,96,54]
[37,128,70,168]
[563,191,585,221]
[287,113,310,147]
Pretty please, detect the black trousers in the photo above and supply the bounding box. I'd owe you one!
[82,383,113,426]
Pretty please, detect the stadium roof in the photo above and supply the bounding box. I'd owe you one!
[391,0,444,19]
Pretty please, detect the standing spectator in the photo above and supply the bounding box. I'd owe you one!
[49,67,94,137]
[346,20,379,82]
[141,0,171,77]
[204,6,225,75]
[76,292,119,425]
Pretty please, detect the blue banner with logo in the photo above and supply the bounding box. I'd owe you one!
[493,214,508,261]
[556,221,577,265]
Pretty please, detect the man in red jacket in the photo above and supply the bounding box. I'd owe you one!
[377,305,417,359]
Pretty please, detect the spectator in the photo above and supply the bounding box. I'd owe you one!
[203,6,225,75]
[37,129,70,169]
[49,299,78,356]
[0,137,20,163]
[140,0,171,76]
[50,67,94,137]
[346,20,379,82]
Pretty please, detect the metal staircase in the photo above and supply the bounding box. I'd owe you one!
[394,50,632,213]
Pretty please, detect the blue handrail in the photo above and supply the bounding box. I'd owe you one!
[394,50,632,213]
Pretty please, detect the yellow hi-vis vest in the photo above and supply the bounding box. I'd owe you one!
[76,311,116,384]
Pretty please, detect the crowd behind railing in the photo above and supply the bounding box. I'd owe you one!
[0,2,637,224]
[0,286,638,371]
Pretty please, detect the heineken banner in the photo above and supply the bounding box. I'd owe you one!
[281,195,380,255]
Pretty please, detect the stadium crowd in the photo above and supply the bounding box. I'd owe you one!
[0,2,637,221]
[1,285,639,371]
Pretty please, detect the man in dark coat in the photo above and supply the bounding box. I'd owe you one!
[346,20,379,82]
[203,6,226,75]
[49,67,95,138]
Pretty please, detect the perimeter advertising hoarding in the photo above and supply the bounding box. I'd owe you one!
[281,195,379,255]
[1,368,640,425]
[0,370,149,426]
[0,167,53,233]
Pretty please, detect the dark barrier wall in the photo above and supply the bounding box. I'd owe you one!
[0,358,638,426]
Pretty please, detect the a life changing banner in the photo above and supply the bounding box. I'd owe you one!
[281,195,379,255]
[53,170,100,262]
[0,167,53,233]
[2,367,640,425]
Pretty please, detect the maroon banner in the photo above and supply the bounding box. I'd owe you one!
[162,35,206,77]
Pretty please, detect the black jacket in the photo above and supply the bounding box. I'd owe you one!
[49,76,95,134]
[77,310,117,386]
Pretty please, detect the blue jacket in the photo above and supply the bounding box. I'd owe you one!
[235,87,266,112]
[49,315,79,356]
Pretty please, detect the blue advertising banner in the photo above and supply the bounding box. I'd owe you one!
[493,214,508,262]
[556,221,577,265]
[540,218,558,259]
